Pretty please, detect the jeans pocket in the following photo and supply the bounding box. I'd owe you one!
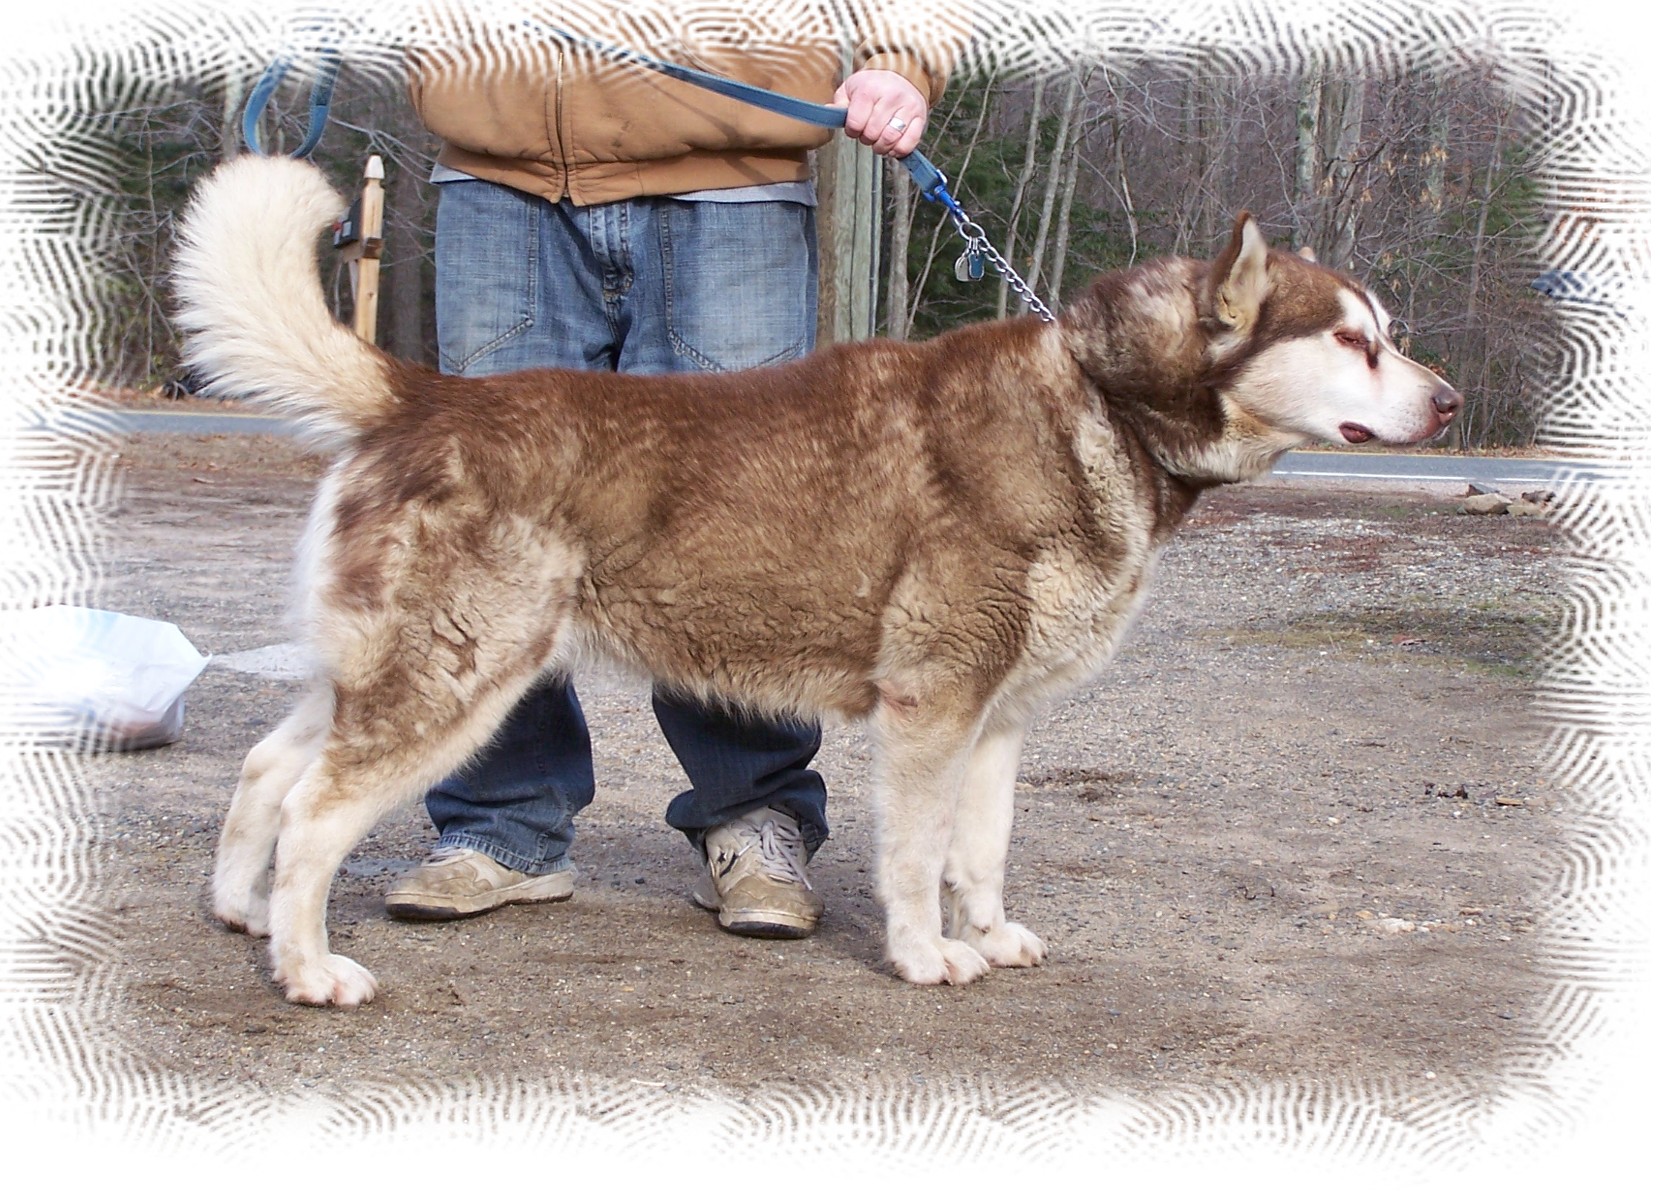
[660,200,817,372]
[434,180,539,375]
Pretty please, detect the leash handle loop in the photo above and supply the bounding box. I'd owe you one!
[242,47,342,157]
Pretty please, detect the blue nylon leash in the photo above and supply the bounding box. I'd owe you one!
[239,27,1057,322]
[241,47,342,158]
[541,26,954,202]
[541,27,1055,323]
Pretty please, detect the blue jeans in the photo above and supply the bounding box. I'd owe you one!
[424,179,828,873]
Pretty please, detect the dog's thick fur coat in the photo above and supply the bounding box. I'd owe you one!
[175,156,1460,1005]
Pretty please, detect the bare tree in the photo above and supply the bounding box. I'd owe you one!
[996,75,1047,318]
[1023,66,1081,298]
[1295,71,1367,266]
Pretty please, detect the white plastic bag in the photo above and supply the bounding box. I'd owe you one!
[0,606,209,751]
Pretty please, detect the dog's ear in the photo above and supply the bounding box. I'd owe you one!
[1296,245,1318,263]
[1208,211,1270,335]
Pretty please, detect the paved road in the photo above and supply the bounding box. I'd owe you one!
[38,409,1624,490]
[1271,448,1620,489]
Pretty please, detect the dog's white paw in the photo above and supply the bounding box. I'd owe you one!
[965,920,1046,968]
[213,895,270,938]
[275,953,378,1007]
[889,936,990,986]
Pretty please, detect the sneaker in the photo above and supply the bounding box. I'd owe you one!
[384,847,574,920]
[692,807,824,939]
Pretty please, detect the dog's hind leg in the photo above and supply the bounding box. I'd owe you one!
[213,685,332,936]
[870,691,990,986]
[264,744,441,1007]
[942,720,1046,969]
[264,649,556,1007]
[262,552,582,1005]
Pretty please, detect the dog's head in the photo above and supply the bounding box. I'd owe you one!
[1203,213,1462,448]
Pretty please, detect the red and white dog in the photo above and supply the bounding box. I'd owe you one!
[174,155,1459,1005]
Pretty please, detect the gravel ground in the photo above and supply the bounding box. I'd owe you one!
[66,430,1560,1103]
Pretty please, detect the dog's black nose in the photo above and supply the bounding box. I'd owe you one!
[1433,383,1463,423]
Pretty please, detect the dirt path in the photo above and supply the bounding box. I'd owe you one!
[66,432,1559,1107]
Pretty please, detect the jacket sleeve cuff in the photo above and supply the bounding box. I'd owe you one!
[856,49,950,107]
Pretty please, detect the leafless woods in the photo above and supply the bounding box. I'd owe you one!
[102,54,1564,447]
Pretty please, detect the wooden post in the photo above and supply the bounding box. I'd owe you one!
[815,135,882,345]
[339,155,386,344]
[814,50,882,345]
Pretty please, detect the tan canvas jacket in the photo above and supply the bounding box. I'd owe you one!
[409,4,964,205]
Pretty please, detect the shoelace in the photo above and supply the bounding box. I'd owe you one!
[713,815,814,891]
[752,818,814,891]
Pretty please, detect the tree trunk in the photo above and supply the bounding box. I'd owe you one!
[1293,71,1322,249]
[1424,102,1450,213]
[1046,75,1089,307]
[1025,68,1080,298]
[884,155,915,339]
[1103,78,1140,265]
[1294,72,1367,266]
[219,74,244,161]
[997,76,1047,318]
[1454,100,1513,450]
[1321,77,1366,267]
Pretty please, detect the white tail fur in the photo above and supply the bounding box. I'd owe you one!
[172,155,392,446]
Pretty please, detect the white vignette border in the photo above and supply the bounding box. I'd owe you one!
[0,0,1653,1189]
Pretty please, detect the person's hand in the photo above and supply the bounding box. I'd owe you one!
[834,69,929,157]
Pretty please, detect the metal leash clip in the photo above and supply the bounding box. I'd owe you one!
[938,198,1055,322]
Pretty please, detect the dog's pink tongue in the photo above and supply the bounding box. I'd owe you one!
[1340,423,1375,444]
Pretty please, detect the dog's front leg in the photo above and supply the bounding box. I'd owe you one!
[871,694,989,985]
[942,720,1046,968]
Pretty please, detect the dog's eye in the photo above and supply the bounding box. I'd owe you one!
[1336,331,1370,351]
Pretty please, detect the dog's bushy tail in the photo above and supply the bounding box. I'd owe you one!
[172,155,394,448]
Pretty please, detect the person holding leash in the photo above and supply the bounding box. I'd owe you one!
[385,22,957,939]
